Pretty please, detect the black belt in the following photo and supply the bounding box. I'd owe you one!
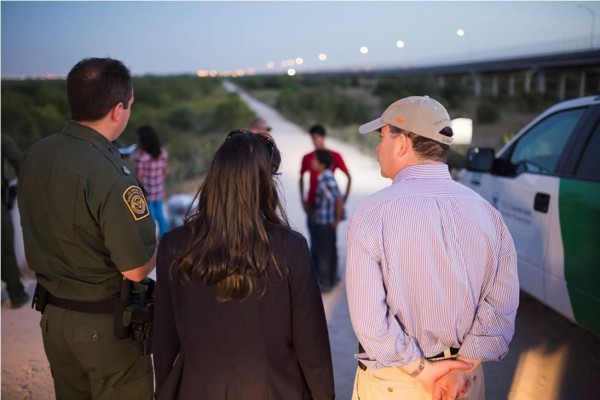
[47,292,116,314]
[357,343,459,371]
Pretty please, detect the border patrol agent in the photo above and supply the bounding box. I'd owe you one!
[1,133,29,308]
[18,58,157,400]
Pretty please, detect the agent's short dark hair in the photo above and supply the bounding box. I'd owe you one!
[67,57,133,122]
[309,124,326,136]
[315,149,333,169]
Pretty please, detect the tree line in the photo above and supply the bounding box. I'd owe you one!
[2,73,556,186]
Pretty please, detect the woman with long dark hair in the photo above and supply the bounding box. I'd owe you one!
[153,130,335,399]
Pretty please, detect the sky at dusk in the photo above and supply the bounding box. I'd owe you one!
[2,1,599,78]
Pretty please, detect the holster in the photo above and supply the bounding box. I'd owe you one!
[114,277,155,356]
[32,284,49,313]
[1,182,17,210]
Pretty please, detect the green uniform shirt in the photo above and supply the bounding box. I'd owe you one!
[18,122,156,301]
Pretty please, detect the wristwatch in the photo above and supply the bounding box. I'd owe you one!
[409,357,425,377]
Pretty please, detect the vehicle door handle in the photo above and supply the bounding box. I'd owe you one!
[534,192,550,213]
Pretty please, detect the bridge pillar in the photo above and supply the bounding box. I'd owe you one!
[524,71,533,94]
[472,73,481,97]
[536,71,546,94]
[579,70,587,97]
[558,72,566,101]
[508,74,515,97]
[492,75,499,97]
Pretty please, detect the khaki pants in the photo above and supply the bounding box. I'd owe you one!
[351,363,484,400]
[40,304,153,400]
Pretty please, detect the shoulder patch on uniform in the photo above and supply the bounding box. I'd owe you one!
[122,186,150,221]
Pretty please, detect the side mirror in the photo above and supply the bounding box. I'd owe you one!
[466,147,495,172]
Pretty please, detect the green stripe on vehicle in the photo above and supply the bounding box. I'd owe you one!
[559,178,600,336]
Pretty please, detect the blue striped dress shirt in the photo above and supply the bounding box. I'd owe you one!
[346,163,519,370]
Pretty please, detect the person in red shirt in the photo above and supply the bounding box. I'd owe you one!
[299,124,351,281]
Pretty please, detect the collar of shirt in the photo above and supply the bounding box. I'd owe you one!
[392,163,451,184]
[63,121,119,153]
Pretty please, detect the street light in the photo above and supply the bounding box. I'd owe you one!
[579,4,596,49]
[456,28,472,61]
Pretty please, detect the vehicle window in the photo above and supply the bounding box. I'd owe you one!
[575,122,600,182]
[508,108,586,176]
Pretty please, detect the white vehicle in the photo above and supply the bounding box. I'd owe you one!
[458,95,600,336]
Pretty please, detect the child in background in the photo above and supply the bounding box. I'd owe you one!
[134,125,169,239]
[311,149,344,291]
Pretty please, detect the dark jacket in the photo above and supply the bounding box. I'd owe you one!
[153,224,335,400]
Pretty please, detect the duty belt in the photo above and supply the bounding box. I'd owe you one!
[47,290,116,314]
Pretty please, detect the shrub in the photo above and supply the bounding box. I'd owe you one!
[168,106,197,131]
[211,94,256,132]
[476,102,500,124]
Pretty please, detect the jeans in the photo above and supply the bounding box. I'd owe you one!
[311,223,338,288]
[148,200,168,239]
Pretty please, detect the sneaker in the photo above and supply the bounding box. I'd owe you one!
[11,293,30,309]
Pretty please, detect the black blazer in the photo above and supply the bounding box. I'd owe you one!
[153,224,335,400]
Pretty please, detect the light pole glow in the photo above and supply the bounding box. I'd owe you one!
[456,28,472,60]
[579,4,596,48]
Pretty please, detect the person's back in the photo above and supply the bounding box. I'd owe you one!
[134,125,169,238]
[347,96,518,400]
[350,166,513,348]
[20,130,154,299]
[134,148,168,201]
[18,57,157,400]
[156,224,331,399]
[153,130,334,400]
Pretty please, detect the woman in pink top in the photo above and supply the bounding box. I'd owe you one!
[134,125,169,238]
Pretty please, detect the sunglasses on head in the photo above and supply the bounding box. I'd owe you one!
[226,129,280,173]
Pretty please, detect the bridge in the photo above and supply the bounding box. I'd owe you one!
[316,36,600,101]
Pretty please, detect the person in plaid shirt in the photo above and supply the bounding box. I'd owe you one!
[311,149,344,291]
[134,125,169,238]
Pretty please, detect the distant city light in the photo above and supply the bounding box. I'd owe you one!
[360,46,369,54]
[196,70,209,78]
[396,40,405,48]
[287,58,296,66]
[318,53,327,61]
[287,68,296,76]
[457,29,465,37]
[209,70,218,77]
[266,61,275,69]
[295,57,304,65]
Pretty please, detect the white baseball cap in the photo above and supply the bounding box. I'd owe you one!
[359,96,453,145]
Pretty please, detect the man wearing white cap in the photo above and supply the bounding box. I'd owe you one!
[346,96,519,400]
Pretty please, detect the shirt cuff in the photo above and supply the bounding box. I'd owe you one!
[459,334,509,362]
